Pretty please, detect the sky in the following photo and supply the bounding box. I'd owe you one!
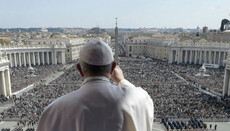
[0,0,230,29]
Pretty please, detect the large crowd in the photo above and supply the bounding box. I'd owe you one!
[0,57,229,130]
[0,65,83,129]
[10,65,63,93]
[170,63,224,94]
[119,57,230,119]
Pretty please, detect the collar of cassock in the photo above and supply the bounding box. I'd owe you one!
[81,76,110,86]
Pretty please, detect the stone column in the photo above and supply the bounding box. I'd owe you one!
[172,50,175,63]
[228,77,230,96]
[23,53,26,66]
[218,51,221,66]
[41,52,45,65]
[169,50,173,63]
[172,50,176,62]
[179,50,183,63]
[224,52,226,60]
[47,52,50,65]
[194,50,198,64]
[209,51,212,64]
[223,69,229,96]
[185,50,188,63]
[177,50,180,64]
[37,52,40,65]
[199,50,202,64]
[189,50,193,64]
[9,53,12,67]
[224,52,227,66]
[214,51,217,64]
[28,52,31,67]
[4,70,12,96]
[18,53,22,67]
[55,51,57,64]
[14,53,17,67]
[61,51,65,64]
[52,51,57,65]
[0,71,7,96]
[204,51,207,64]
[32,52,36,65]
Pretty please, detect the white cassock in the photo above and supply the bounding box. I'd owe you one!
[37,76,153,131]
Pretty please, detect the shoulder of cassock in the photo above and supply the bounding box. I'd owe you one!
[118,79,154,131]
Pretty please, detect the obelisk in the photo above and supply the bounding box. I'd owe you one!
[115,18,119,64]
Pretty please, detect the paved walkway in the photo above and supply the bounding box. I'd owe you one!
[0,121,36,130]
[152,122,230,131]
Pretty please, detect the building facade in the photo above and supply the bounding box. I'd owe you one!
[1,44,66,67]
[125,36,230,67]
[68,44,84,61]
[27,38,70,45]
[26,37,110,62]
[126,37,171,60]
[168,42,230,66]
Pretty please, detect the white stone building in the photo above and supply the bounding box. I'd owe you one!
[168,42,230,66]
[126,36,172,60]
[1,44,66,67]
[66,38,85,61]
[125,36,230,67]
[26,38,86,62]
[27,38,70,45]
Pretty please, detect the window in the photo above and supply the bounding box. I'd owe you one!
[129,46,132,51]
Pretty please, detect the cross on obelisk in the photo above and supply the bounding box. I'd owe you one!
[115,18,119,64]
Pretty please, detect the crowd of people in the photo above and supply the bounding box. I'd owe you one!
[119,57,230,119]
[10,65,63,93]
[0,65,83,129]
[0,57,229,130]
[171,63,224,94]
[0,95,9,103]
[162,118,208,130]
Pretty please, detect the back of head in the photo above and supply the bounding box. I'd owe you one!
[79,40,114,76]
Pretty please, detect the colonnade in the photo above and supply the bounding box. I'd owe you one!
[0,44,66,67]
[6,51,65,67]
[7,51,53,67]
[169,49,227,66]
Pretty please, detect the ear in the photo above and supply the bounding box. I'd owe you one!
[110,61,117,75]
[76,64,84,77]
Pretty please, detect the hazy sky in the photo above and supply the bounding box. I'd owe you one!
[0,0,230,29]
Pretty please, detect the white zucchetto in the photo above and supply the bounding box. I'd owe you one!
[79,40,114,65]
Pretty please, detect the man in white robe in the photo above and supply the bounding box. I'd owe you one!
[37,40,153,131]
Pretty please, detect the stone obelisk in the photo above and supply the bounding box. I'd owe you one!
[115,18,119,64]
